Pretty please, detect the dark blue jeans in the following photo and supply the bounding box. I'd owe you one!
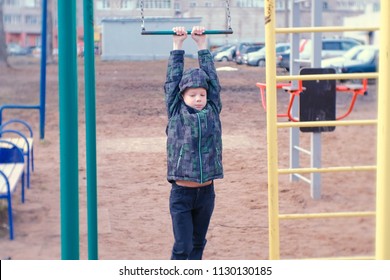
[169,181,215,260]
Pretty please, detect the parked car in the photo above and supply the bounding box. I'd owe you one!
[6,43,29,56]
[235,42,265,64]
[321,45,371,68]
[333,45,378,74]
[246,42,290,67]
[276,51,292,71]
[301,38,362,60]
[277,38,362,71]
[212,44,236,62]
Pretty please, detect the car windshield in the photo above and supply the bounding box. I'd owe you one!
[213,45,231,52]
[343,46,364,59]
[276,45,288,52]
[354,48,376,62]
[257,47,266,55]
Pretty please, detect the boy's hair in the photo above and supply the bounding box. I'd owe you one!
[179,68,209,94]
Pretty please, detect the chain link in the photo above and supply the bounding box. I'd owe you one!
[225,0,232,30]
[141,0,232,32]
[140,0,145,31]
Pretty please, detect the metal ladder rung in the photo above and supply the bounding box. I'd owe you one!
[293,145,311,155]
[275,26,379,34]
[299,256,375,260]
[292,173,311,184]
[276,73,378,82]
[279,211,375,220]
[279,165,376,174]
[277,119,377,128]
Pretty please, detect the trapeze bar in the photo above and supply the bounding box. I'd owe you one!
[141,29,234,35]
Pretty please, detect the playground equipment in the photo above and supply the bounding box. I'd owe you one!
[57,0,98,260]
[263,0,389,260]
[56,0,389,260]
[0,0,47,140]
[256,77,368,123]
[140,0,233,35]
[57,0,235,260]
[259,0,374,200]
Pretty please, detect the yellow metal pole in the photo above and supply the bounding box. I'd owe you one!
[264,0,280,260]
[376,0,390,260]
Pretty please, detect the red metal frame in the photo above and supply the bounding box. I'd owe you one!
[256,79,368,122]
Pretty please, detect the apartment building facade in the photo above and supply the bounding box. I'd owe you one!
[3,0,380,49]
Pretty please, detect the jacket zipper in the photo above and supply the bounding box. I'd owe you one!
[176,145,184,170]
[197,113,203,183]
[216,147,222,169]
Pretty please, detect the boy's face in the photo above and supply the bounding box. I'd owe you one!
[182,88,207,111]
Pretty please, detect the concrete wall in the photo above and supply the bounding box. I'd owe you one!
[101,17,202,60]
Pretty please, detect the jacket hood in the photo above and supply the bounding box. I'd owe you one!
[179,68,209,93]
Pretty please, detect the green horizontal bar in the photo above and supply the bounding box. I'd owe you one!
[141,29,233,35]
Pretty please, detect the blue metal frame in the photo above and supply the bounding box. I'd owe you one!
[0,139,26,240]
[0,0,47,140]
[0,119,34,188]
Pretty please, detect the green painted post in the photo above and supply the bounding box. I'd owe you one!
[57,0,80,259]
[83,0,99,260]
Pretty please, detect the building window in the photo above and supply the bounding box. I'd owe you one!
[189,2,197,8]
[25,15,39,25]
[5,0,21,7]
[4,14,22,24]
[24,0,40,8]
[236,0,264,8]
[96,0,111,10]
[323,2,328,10]
[205,2,212,7]
[138,0,171,9]
[120,0,136,9]
[275,0,285,11]
[373,3,380,12]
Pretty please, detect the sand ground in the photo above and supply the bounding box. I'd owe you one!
[0,55,377,260]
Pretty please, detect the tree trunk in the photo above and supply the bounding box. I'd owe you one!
[0,0,10,67]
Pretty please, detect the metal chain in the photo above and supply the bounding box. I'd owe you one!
[140,0,145,31]
[225,0,232,30]
[141,0,232,32]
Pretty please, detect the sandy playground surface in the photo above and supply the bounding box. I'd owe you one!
[0,55,378,260]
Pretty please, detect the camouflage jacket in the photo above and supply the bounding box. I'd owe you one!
[164,49,223,183]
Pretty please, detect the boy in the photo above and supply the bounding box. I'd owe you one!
[164,26,224,260]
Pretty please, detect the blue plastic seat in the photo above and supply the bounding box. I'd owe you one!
[0,119,34,188]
